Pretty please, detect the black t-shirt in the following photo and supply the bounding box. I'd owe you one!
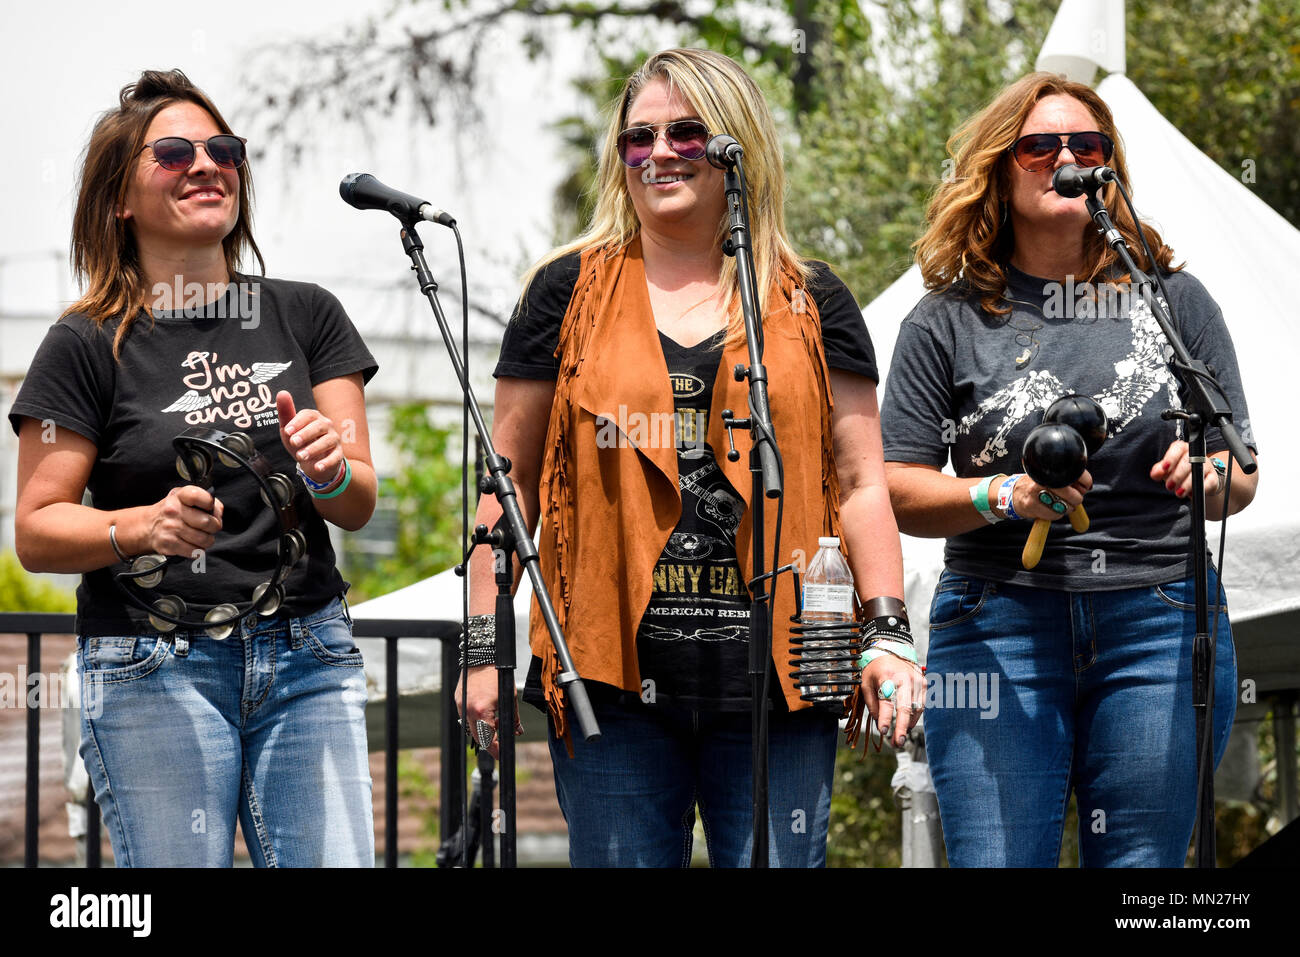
[495,251,877,711]
[9,277,378,635]
[880,265,1256,590]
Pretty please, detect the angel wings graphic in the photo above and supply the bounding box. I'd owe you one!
[161,361,293,414]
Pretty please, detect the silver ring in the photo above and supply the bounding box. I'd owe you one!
[475,719,496,750]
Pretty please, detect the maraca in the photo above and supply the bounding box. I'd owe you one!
[1043,394,1108,457]
[1020,395,1109,569]
[1041,393,1109,533]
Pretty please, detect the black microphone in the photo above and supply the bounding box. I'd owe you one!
[1052,164,1117,199]
[706,135,743,170]
[339,173,456,227]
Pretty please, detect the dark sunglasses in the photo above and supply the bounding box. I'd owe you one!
[1008,131,1113,172]
[616,120,710,168]
[142,134,248,172]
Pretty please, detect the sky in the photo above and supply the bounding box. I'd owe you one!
[0,0,589,333]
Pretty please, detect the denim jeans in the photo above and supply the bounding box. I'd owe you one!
[548,696,839,867]
[923,568,1237,867]
[78,597,374,867]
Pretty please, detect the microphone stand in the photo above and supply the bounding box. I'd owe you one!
[1083,190,1256,868]
[392,219,601,868]
[717,153,786,868]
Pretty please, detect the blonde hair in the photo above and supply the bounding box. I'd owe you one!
[65,69,264,358]
[914,71,1178,315]
[519,48,807,338]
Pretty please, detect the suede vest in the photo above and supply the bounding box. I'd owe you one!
[532,235,843,739]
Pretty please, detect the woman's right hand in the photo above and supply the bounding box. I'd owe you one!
[139,485,224,555]
[1000,470,1093,522]
[454,664,521,760]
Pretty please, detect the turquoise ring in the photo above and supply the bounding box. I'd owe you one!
[1038,490,1068,514]
[880,679,896,700]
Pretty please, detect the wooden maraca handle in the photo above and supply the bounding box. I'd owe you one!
[1022,518,1050,569]
[1068,502,1090,533]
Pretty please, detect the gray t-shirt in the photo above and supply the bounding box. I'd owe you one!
[880,264,1256,590]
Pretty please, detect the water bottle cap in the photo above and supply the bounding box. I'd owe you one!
[818,536,840,548]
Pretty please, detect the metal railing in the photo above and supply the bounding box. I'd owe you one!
[1,612,457,868]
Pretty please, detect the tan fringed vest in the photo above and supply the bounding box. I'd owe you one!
[532,235,844,741]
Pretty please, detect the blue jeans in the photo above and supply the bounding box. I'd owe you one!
[548,697,838,867]
[924,569,1237,867]
[78,597,374,867]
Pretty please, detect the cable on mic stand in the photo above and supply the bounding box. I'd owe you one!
[340,175,601,868]
[711,136,792,868]
[1068,167,1256,868]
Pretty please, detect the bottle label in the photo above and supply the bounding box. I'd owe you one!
[802,584,854,615]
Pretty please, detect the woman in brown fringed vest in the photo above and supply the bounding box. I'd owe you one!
[456,48,919,867]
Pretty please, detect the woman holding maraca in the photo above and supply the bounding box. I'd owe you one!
[879,73,1259,866]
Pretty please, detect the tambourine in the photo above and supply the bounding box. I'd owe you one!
[113,426,307,639]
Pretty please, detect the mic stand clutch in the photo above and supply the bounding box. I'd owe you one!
[1083,191,1256,868]
[392,219,601,868]
[716,143,786,868]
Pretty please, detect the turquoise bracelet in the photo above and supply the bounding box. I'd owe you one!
[311,459,353,499]
[857,639,920,669]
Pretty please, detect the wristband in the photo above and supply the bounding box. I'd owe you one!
[309,459,352,499]
[997,473,1024,521]
[969,474,1004,524]
[299,459,345,492]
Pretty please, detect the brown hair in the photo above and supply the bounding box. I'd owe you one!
[914,72,1179,315]
[65,69,264,357]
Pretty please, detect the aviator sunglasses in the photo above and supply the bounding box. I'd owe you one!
[1008,131,1113,172]
[616,120,710,168]
[141,134,248,172]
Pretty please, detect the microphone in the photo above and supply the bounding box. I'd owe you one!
[339,173,456,227]
[1051,164,1117,199]
[706,135,743,170]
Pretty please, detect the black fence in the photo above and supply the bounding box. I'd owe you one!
[0,612,458,868]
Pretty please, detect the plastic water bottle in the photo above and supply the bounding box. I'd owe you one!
[800,536,855,700]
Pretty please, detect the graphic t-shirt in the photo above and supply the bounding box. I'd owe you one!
[9,277,378,634]
[632,331,752,709]
[495,253,877,711]
[880,265,1256,590]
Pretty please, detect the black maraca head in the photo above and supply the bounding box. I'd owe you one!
[1043,394,1109,457]
[1023,423,1087,489]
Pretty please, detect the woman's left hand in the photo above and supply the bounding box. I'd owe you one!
[1150,439,1220,499]
[277,390,345,485]
[861,654,925,749]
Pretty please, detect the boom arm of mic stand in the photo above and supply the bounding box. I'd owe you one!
[1083,196,1256,472]
[397,223,600,743]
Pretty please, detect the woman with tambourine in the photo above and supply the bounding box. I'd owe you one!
[11,69,378,867]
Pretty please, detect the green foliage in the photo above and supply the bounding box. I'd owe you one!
[0,551,76,613]
[1128,0,1300,227]
[826,745,905,867]
[343,403,467,601]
